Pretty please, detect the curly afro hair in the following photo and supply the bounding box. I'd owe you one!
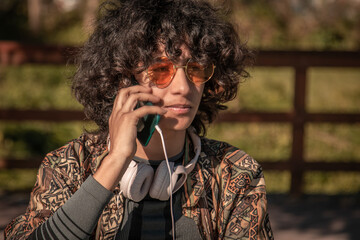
[72,0,254,143]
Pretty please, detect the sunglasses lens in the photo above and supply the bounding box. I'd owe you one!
[147,60,174,88]
[147,58,214,88]
[187,62,214,84]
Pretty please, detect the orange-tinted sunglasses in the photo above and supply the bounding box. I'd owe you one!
[146,57,215,88]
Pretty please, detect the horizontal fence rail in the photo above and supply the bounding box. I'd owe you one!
[1,41,360,196]
[2,110,360,123]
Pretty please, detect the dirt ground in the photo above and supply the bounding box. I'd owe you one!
[267,194,360,240]
[1,193,359,240]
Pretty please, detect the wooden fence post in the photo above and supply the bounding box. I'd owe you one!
[290,66,307,196]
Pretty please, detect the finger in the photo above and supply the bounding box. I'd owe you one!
[132,105,167,119]
[113,85,150,110]
[109,105,165,138]
[113,85,151,112]
[121,92,162,112]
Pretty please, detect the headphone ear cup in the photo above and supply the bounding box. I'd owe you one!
[171,164,187,194]
[120,161,154,202]
[149,161,176,201]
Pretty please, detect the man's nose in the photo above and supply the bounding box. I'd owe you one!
[169,67,191,94]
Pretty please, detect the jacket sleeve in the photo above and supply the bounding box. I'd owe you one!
[218,150,274,240]
[4,146,79,239]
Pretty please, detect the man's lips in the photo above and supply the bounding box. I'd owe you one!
[164,104,192,114]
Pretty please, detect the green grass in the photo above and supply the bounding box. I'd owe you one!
[0,169,38,193]
[304,171,360,194]
[226,67,294,112]
[207,123,292,161]
[308,68,360,113]
[305,124,360,162]
[0,66,359,194]
[0,65,81,109]
[263,171,291,194]
[0,122,86,159]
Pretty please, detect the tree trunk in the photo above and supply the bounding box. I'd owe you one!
[28,0,42,34]
[83,0,99,33]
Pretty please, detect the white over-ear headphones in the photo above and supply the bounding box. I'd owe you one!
[108,128,201,202]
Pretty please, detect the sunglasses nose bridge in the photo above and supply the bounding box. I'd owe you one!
[173,64,189,79]
[173,64,187,70]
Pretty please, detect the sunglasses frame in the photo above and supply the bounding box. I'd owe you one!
[146,57,216,88]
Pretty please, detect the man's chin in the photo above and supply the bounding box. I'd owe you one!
[157,121,192,133]
[158,117,193,131]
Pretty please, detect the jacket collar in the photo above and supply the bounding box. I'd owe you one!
[182,135,207,208]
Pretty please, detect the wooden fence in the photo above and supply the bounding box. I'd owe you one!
[1,41,360,196]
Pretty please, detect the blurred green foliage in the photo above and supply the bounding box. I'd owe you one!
[308,68,360,113]
[0,122,85,159]
[0,65,80,109]
[0,169,38,192]
[231,0,360,50]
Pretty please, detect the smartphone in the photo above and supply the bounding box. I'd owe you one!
[131,77,160,146]
[135,101,160,146]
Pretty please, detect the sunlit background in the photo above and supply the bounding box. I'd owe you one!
[0,0,359,239]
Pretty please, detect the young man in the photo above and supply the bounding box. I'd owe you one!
[5,0,273,239]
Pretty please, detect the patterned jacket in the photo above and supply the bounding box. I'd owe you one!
[5,134,273,240]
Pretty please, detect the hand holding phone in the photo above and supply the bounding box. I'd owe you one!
[94,79,165,191]
[131,76,161,146]
[135,101,160,146]
[108,76,164,155]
